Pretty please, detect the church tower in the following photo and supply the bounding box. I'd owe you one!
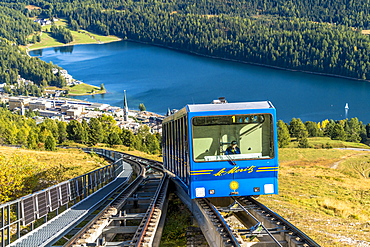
[123,90,129,121]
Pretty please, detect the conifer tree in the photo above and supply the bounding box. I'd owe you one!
[45,135,56,151]
[107,132,122,146]
[277,120,290,148]
[88,118,104,146]
[289,118,308,142]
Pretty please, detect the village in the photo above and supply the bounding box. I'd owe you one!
[0,92,164,134]
[0,62,165,134]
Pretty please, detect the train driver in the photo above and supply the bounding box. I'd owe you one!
[225,141,241,155]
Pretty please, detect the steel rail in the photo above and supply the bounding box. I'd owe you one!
[197,198,241,247]
[208,202,241,246]
[131,173,169,246]
[240,196,321,247]
[234,198,283,247]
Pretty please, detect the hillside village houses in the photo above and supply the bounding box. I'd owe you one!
[51,68,82,86]
[3,94,163,134]
[0,77,36,93]
[34,18,59,26]
[0,69,79,96]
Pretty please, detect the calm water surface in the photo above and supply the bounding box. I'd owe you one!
[30,41,370,123]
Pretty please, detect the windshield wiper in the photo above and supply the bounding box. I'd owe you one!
[225,154,237,166]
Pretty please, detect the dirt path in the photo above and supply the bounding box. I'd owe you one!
[331,149,370,169]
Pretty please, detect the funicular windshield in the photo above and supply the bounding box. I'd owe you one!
[192,114,274,162]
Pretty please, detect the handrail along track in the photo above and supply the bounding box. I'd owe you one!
[63,149,169,247]
[63,155,146,246]
[2,147,169,247]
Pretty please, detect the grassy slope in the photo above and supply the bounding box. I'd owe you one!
[27,19,121,51]
[0,146,108,178]
[46,83,106,96]
[0,146,109,202]
[258,142,370,246]
[67,83,106,95]
[288,136,370,149]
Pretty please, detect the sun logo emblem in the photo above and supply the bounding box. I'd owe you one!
[229,181,239,190]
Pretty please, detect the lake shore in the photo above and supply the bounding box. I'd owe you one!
[25,24,122,52]
[124,38,369,83]
[26,28,121,96]
[26,36,122,52]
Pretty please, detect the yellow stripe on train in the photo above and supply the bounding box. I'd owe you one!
[190,170,214,172]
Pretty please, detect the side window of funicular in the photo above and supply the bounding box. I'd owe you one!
[192,114,274,162]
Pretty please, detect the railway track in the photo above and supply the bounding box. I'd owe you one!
[52,151,169,247]
[236,196,320,247]
[193,196,321,247]
[74,151,319,247]
[4,147,320,247]
[63,151,319,247]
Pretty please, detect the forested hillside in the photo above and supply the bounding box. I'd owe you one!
[1,0,370,84]
[0,5,67,90]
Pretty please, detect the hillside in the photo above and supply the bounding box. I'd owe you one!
[26,18,120,51]
[259,147,370,246]
[0,144,162,203]
[0,146,109,203]
[1,139,369,246]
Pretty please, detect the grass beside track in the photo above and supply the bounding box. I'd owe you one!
[259,146,370,246]
[0,146,109,203]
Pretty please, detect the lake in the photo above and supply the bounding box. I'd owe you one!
[29,41,370,124]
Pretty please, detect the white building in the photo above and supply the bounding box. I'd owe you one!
[29,100,52,110]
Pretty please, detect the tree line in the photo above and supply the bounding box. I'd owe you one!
[49,25,73,43]
[0,108,161,154]
[277,117,370,148]
[2,0,370,85]
[43,0,370,80]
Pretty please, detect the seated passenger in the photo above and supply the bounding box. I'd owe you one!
[225,141,241,155]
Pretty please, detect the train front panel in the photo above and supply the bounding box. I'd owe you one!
[187,107,278,199]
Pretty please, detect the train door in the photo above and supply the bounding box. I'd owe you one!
[163,122,169,170]
[183,116,190,186]
[179,118,183,180]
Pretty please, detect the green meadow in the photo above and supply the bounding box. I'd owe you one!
[27,18,120,51]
